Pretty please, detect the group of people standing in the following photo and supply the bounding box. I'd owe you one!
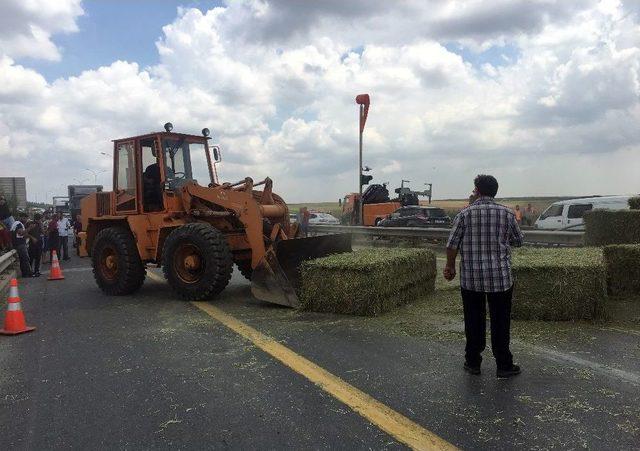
[513,203,537,226]
[0,195,81,278]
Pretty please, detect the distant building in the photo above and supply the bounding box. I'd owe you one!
[0,177,27,211]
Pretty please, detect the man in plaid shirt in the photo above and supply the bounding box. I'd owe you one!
[445,175,524,378]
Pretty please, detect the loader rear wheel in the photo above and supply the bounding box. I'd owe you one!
[236,260,253,281]
[162,223,233,301]
[92,227,146,295]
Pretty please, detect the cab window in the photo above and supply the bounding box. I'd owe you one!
[540,204,564,220]
[115,142,136,212]
[162,138,212,188]
[567,204,592,219]
[141,139,163,212]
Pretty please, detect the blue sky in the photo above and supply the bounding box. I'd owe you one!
[20,0,222,81]
[20,0,520,83]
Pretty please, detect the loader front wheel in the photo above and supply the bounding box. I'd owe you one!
[92,227,146,295]
[162,223,233,301]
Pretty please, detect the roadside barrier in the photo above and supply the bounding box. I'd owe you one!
[0,278,36,335]
[0,250,18,298]
[48,250,65,281]
[308,224,584,247]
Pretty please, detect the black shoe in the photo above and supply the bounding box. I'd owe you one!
[464,362,481,375]
[497,364,521,378]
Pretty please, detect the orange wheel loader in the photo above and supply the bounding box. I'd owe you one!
[79,123,351,307]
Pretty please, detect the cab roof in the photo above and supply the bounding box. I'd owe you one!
[112,131,210,143]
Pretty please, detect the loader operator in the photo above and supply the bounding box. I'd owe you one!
[143,148,163,212]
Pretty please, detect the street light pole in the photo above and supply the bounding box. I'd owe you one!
[84,168,105,184]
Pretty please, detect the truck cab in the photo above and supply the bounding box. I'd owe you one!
[535,196,631,230]
[112,124,218,215]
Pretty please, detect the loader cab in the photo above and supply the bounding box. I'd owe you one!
[113,126,216,214]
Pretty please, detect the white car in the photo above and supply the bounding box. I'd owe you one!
[308,212,340,225]
[535,196,631,231]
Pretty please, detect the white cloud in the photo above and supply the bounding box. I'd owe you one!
[1,0,640,204]
[0,0,83,60]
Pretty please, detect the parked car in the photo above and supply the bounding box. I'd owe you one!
[289,213,298,223]
[308,212,340,225]
[379,206,451,227]
[534,196,631,231]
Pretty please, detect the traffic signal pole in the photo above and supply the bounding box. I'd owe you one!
[358,103,364,225]
[355,94,370,226]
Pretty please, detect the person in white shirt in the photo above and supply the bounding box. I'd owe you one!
[56,212,71,261]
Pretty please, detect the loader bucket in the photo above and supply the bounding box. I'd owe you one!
[251,233,352,307]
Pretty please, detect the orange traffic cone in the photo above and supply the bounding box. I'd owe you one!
[0,278,36,335]
[48,250,65,281]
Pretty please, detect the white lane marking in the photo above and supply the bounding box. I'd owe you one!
[524,343,640,386]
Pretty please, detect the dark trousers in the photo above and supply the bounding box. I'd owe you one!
[29,241,42,274]
[15,244,32,277]
[58,236,69,260]
[461,286,514,369]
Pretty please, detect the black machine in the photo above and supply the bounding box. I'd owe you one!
[379,206,451,228]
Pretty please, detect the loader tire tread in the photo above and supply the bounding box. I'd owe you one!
[92,227,146,296]
[162,223,233,301]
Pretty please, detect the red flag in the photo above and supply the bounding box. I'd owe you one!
[355,94,370,133]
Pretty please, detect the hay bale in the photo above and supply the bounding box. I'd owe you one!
[299,248,436,316]
[512,248,607,321]
[584,210,640,245]
[603,244,640,296]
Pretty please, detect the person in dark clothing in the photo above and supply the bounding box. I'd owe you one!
[445,175,524,378]
[0,221,11,251]
[73,214,82,256]
[28,213,43,277]
[300,207,310,237]
[143,159,163,211]
[0,195,14,229]
[11,213,32,278]
[47,215,60,262]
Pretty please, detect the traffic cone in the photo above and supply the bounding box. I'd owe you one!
[48,250,65,281]
[0,278,36,335]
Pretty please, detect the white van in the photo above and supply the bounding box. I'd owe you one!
[534,196,631,231]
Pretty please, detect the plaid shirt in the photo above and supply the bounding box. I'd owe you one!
[446,196,524,292]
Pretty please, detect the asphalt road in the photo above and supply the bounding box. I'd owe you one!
[1,256,639,450]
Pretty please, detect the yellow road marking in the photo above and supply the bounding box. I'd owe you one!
[147,270,456,449]
[192,302,456,450]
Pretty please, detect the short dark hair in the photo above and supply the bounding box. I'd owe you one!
[34,213,42,220]
[474,174,499,197]
[18,212,28,219]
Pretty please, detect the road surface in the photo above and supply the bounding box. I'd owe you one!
[1,257,639,449]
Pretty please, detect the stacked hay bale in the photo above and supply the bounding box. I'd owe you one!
[603,244,640,296]
[512,248,607,321]
[584,210,640,245]
[299,248,436,316]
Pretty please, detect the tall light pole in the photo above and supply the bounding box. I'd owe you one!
[84,168,106,184]
[355,94,370,225]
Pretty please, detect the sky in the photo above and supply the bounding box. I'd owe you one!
[1,0,639,204]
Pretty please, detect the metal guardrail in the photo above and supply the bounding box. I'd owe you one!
[0,250,18,298]
[308,225,584,247]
